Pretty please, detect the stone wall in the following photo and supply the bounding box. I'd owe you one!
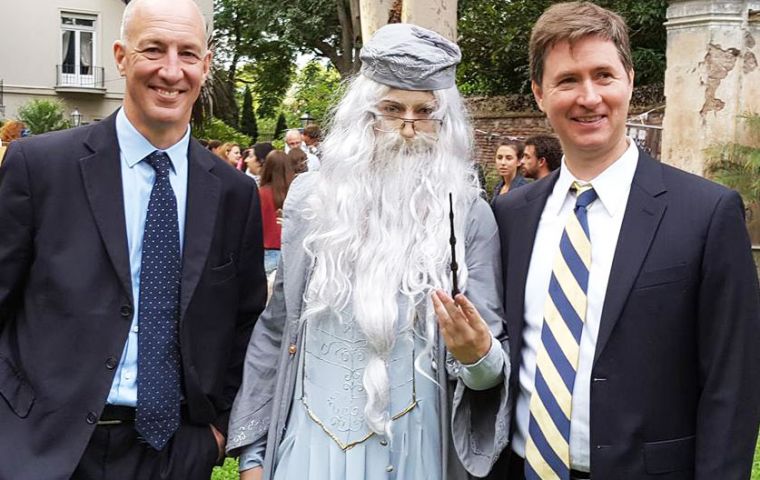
[663,0,760,174]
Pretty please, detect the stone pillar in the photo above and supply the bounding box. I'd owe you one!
[360,0,457,42]
[401,0,457,41]
[662,0,760,174]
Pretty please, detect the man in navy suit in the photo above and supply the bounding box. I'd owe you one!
[0,0,266,478]
[493,2,760,479]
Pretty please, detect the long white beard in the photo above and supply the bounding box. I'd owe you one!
[301,130,478,436]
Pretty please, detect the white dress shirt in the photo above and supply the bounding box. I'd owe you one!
[512,139,639,471]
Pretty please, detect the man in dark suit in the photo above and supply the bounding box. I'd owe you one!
[493,2,760,479]
[0,0,266,478]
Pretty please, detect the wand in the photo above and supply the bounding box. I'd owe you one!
[449,193,459,297]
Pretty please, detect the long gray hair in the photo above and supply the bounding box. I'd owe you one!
[300,74,480,436]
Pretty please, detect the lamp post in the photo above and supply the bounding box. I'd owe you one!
[70,107,82,127]
[299,112,313,129]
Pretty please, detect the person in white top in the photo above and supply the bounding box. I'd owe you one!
[490,2,760,479]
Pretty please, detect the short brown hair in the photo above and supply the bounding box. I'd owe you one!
[287,148,308,174]
[302,124,321,141]
[525,134,562,171]
[529,2,632,85]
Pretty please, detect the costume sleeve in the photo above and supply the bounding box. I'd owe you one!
[458,333,505,390]
[226,173,316,458]
[694,190,760,479]
[449,197,511,477]
[226,246,288,456]
[214,180,268,436]
[238,436,267,471]
[0,142,34,332]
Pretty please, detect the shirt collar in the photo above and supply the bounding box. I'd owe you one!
[115,107,190,172]
[546,137,639,217]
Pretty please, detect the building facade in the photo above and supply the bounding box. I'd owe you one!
[0,0,212,126]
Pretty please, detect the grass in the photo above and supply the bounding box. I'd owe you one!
[211,458,239,480]
[211,437,760,479]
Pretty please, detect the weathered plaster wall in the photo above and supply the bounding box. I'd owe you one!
[662,0,760,174]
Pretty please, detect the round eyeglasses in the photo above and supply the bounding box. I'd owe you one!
[371,113,443,134]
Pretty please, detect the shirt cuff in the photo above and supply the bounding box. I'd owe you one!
[458,335,505,391]
[238,436,267,472]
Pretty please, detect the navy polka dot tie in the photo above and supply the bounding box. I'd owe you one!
[135,151,182,451]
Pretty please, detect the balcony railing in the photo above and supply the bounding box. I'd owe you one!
[55,65,105,91]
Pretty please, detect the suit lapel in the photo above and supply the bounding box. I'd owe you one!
[179,140,220,322]
[79,113,133,300]
[504,173,558,370]
[593,152,667,363]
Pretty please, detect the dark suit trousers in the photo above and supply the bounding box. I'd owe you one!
[71,420,219,480]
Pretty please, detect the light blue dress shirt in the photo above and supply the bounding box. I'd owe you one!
[106,108,190,406]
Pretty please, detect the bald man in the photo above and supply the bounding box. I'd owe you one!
[0,1,266,478]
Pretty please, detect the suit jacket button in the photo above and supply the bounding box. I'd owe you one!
[288,344,297,355]
[105,357,118,370]
[120,305,133,318]
[86,412,98,424]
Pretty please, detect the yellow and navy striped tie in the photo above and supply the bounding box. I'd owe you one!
[525,182,597,479]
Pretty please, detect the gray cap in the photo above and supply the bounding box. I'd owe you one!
[360,23,461,91]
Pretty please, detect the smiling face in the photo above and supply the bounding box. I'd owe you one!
[532,36,633,173]
[114,0,210,147]
[226,145,241,166]
[494,145,520,180]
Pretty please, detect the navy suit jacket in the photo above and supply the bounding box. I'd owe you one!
[494,151,760,479]
[0,112,267,479]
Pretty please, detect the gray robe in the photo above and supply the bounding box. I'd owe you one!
[227,172,511,479]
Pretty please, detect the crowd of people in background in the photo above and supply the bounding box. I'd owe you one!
[193,126,324,279]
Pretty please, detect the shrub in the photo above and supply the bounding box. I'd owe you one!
[17,99,71,134]
[194,117,252,147]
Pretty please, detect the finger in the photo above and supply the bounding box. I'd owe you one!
[431,291,450,330]
[453,294,489,331]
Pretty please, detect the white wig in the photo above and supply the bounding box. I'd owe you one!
[300,74,480,436]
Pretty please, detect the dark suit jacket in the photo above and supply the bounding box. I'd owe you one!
[0,112,267,479]
[494,151,760,479]
[491,175,529,207]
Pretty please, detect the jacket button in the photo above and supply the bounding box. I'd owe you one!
[120,305,133,318]
[86,412,98,424]
[105,357,118,370]
[288,344,297,355]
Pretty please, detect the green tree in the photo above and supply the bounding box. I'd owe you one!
[273,113,288,141]
[288,60,344,126]
[215,0,361,80]
[17,99,71,134]
[240,85,259,143]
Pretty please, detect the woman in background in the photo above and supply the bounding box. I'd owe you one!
[259,150,294,274]
[490,139,528,206]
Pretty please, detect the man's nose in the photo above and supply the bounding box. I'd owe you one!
[400,121,416,140]
[577,79,602,107]
[158,51,183,82]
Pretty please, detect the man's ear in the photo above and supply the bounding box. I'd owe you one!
[531,80,544,112]
[538,157,547,167]
[201,50,212,85]
[113,41,126,76]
